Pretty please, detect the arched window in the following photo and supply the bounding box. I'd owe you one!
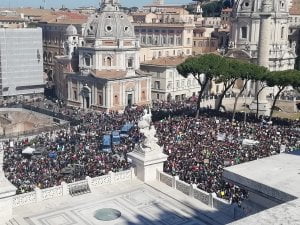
[141,91,146,101]
[43,52,47,62]
[148,36,153,44]
[107,57,112,67]
[48,52,53,63]
[114,95,119,105]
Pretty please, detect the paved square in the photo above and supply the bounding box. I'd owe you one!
[19,181,220,225]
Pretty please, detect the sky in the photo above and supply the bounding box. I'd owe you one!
[0,0,191,9]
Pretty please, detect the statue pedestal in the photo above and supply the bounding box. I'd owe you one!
[128,145,168,182]
[0,176,17,223]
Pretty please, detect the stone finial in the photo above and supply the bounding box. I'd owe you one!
[100,0,120,11]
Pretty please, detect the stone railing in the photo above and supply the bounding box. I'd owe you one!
[157,171,243,219]
[12,168,134,208]
[40,185,63,201]
[159,172,173,187]
[12,191,37,208]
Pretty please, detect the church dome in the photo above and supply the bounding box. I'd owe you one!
[66,25,78,36]
[83,11,135,40]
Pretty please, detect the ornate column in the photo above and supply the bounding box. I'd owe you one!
[250,0,272,116]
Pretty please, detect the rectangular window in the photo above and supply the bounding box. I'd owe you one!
[154,81,160,89]
[241,27,247,39]
[73,90,77,101]
[170,37,174,45]
[98,94,103,105]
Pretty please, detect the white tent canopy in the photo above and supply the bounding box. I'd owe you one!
[242,139,259,146]
[22,146,36,155]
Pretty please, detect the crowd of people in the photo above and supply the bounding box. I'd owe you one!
[154,110,299,204]
[1,98,300,207]
[2,106,145,194]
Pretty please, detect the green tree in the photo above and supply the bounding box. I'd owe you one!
[214,59,241,111]
[253,70,270,118]
[266,70,300,120]
[231,63,268,121]
[177,54,225,117]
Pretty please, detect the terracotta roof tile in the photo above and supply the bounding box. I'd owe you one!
[141,56,190,67]
[290,0,300,15]
[0,15,25,22]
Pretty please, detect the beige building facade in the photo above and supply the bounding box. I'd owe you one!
[54,0,151,111]
[140,56,200,101]
[131,5,195,62]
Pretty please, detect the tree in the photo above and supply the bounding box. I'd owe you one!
[253,70,270,118]
[231,63,268,121]
[266,70,300,120]
[177,54,225,117]
[214,59,241,111]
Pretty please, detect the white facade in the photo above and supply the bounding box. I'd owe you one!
[228,0,296,71]
[140,58,200,101]
[0,28,44,97]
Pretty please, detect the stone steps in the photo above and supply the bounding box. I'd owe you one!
[6,216,28,225]
[6,218,20,225]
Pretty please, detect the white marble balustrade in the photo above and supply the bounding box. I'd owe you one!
[12,168,134,208]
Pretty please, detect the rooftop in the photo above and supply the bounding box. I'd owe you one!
[224,151,300,199]
[224,151,300,225]
[141,56,189,67]
[0,15,25,22]
[13,8,88,24]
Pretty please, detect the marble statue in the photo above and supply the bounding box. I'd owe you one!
[137,108,161,153]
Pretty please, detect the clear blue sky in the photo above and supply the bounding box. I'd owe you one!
[0,0,191,9]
